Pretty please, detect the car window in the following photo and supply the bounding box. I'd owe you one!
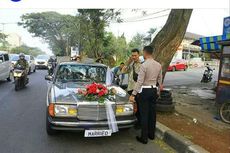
[36,55,49,60]
[55,65,107,83]
[3,54,9,61]
[11,55,29,61]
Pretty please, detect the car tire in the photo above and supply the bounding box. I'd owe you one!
[46,113,59,135]
[184,65,187,71]
[172,66,176,72]
[33,67,36,73]
[160,91,172,98]
[156,103,175,112]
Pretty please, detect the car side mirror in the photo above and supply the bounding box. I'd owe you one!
[45,75,53,81]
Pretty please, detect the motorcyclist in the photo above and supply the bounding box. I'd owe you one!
[48,56,57,75]
[15,53,29,70]
[14,53,29,82]
[48,56,57,66]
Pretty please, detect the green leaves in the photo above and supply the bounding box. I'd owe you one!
[10,45,45,57]
[19,12,79,56]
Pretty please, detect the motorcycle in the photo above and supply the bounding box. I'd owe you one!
[13,65,29,91]
[201,65,214,83]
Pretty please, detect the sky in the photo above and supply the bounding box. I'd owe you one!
[0,8,229,55]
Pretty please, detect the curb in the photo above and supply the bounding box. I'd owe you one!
[156,122,210,153]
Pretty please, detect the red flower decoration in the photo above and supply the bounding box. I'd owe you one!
[78,83,110,103]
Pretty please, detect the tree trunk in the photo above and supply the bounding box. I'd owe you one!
[151,9,193,81]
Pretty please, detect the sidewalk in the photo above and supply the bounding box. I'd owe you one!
[157,83,230,153]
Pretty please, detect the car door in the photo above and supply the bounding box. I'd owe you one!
[177,60,183,70]
[3,54,10,79]
[0,54,4,79]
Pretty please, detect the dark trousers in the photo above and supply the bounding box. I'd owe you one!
[137,88,157,141]
[128,90,141,126]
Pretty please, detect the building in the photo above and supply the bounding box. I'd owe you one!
[4,33,22,48]
[143,31,203,60]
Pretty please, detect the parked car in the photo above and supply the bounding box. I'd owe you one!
[45,61,136,136]
[35,54,50,69]
[11,55,36,74]
[0,51,11,81]
[168,59,188,71]
[26,55,36,74]
[9,54,18,61]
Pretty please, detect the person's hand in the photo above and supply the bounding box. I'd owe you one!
[129,95,136,102]
[157,85,163,97]
[127,57,133,65]
[122,66,127,73]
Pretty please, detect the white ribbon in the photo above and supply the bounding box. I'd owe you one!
[105,99,119,133]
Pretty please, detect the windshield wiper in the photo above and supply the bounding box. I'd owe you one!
[70,79,92,82]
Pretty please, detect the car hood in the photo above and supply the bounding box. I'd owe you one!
[35,59,48,62]
[50,82,129,104]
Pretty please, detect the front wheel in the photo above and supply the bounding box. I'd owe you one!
[219,102,230,124]
[46,112,59,135]
[172,67,176,72]
[15,78,19,91]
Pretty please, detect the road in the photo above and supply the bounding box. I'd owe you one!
[0,70,166,153]
[164,67,219,87]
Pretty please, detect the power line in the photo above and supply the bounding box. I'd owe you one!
[112,14,169,23]
[115,9,170,22]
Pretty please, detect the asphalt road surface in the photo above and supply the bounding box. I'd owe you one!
[0,70,166,153]
[164,67,219,87]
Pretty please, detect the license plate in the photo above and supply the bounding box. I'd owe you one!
[84,130,112,137]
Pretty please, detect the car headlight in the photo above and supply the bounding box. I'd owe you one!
[51,104,77,117]
[116,104,133,116]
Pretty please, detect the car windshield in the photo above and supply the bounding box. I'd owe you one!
[36,55,49,60]
[55,65,107,83]
[11,55,29,61]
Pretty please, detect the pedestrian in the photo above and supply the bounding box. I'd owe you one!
[129,46,162,144]
[113,62,125,85]
[121,48,141,128]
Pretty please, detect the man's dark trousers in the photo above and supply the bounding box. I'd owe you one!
[138,88,157,141]
[128,90,141,126]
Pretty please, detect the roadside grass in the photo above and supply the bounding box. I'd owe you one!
[154,138,176,153]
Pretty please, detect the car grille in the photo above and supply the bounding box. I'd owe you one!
[37,62,45,64]
[77,104,115,121]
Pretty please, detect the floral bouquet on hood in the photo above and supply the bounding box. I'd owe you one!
[78,83,110,103]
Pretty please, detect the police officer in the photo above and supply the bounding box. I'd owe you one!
[129,46,162,144]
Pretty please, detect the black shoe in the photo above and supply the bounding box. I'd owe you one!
[136,136,148,144]
[148,136,155,140]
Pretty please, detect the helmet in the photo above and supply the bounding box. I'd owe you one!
[19,53,25,59]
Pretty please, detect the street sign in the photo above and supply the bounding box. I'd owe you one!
[223,16,230,34]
